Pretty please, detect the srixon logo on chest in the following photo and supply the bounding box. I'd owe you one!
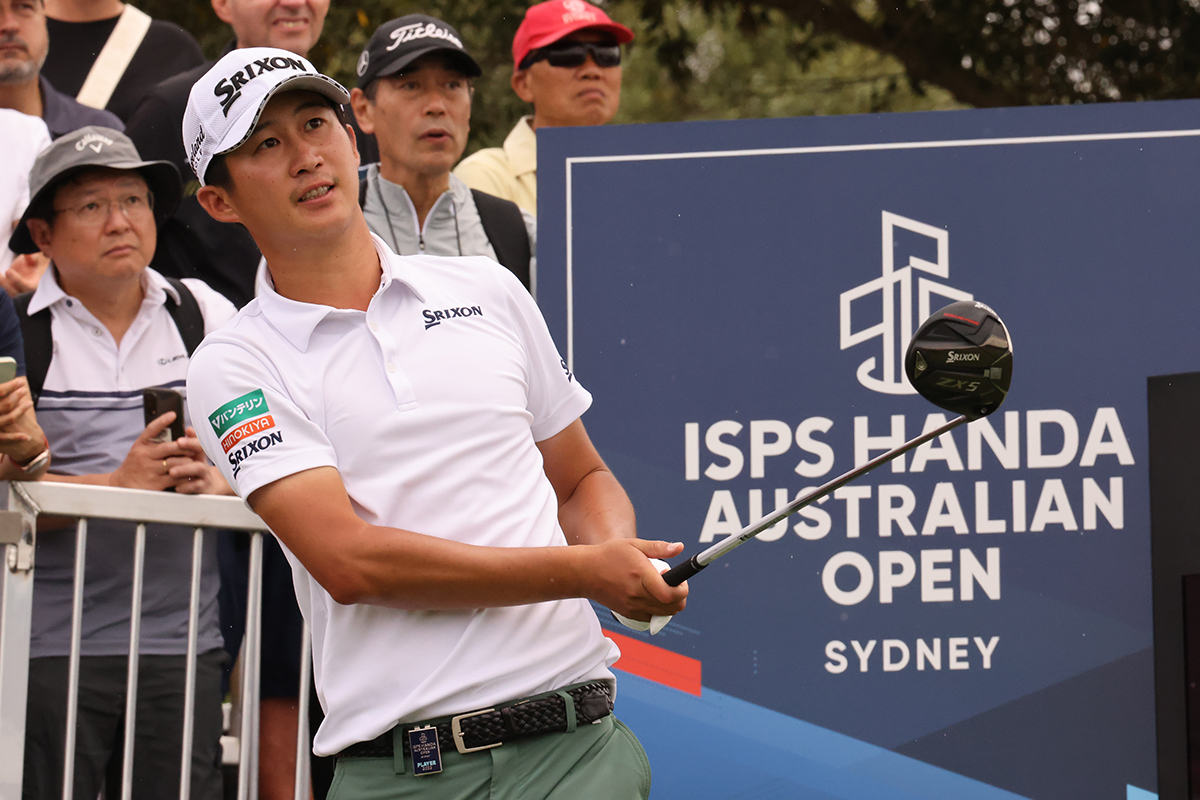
[422,305,483,330]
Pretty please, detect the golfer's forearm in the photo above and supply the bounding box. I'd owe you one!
[315,521,592,609]
[556,467,636,546]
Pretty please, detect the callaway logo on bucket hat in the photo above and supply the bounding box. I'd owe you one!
[8,126,181,255]
[512,0,634,70]
[356,14,482,89]
[182,47,351,185]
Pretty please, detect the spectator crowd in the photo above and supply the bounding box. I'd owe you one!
[0,0,637,798]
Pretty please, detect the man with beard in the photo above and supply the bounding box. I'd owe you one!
[40,0,204,122]
[0,0,121,295]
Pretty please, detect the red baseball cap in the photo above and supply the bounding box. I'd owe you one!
[512,0,635,69]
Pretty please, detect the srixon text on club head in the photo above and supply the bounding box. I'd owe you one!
[905,300,1013,420]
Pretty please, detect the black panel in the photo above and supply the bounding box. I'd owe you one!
[1148,371,1200,800]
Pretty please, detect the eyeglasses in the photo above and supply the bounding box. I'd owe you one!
[53,191,154,226]
[520,40,621,70]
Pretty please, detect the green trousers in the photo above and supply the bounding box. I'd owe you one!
[327,715,651,800]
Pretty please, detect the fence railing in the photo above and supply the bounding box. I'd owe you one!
[0,481,310,800]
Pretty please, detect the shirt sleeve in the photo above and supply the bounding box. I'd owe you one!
[491,266,591,441]
[182,278,238,333]
[186,338,338,503]
[521,208,537,291]
[0,291,26,376]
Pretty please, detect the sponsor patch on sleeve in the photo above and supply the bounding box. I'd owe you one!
[209,389,285,478]
[221,414,276,453]
[209,389,269,436]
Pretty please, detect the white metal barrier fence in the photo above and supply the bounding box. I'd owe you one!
[0,481,312,800]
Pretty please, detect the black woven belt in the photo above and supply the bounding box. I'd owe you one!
[337,682,612,759]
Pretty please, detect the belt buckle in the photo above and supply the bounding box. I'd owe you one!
[450,708,502,754]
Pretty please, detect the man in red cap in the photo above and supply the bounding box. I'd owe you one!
[455,0,633,215]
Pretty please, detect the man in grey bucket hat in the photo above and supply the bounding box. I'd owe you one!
[12,124,236,800]
[9,125,181,256]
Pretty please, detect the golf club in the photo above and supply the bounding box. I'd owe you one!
[658,299,1013,588]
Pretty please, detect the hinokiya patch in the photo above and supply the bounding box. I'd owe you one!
[221,414,276,453]
[209,389,269,436]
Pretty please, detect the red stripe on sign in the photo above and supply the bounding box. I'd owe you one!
[605,630,702,696]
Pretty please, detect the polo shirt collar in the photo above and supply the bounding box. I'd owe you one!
[39,75,120,139]
[256,234,425,353]
[26,263,176,315]
[39,75,77,139]
[505,116,537,178]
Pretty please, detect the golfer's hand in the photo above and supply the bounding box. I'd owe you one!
[585,539,688,621]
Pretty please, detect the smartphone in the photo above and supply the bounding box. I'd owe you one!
[0,356,16,384]
[143,387,185,442]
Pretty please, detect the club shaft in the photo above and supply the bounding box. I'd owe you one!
[662,414,968,586]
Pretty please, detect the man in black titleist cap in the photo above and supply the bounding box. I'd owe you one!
[350,14,536,290]
[11,125,236,800]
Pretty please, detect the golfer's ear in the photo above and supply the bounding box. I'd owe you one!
[197,184,241,225]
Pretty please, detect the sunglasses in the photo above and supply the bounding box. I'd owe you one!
[520,40,621,70]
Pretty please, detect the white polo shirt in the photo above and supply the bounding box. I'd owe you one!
[30,267,236,658]
[186,235,618,756]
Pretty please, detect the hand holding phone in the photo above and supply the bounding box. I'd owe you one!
[143,387,185,442]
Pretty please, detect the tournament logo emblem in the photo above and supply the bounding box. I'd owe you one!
[839,211,973,395]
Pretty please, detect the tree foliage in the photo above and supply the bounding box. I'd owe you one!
[641,0,1200,107]
[136,0,1200,155]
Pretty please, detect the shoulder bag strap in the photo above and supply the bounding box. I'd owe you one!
[14,291,51,407]
[471,189,531,290]
[164,277,205,356]
[76,4,152,110]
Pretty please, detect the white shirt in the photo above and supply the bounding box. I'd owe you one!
[186,235,617,756]
[0,110,51,274]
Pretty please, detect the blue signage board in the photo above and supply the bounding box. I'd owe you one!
[536,100,1200,799]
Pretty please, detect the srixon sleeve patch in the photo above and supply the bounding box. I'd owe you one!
[209,389,283,476]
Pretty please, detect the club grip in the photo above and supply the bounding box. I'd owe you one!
[662,556,705,587]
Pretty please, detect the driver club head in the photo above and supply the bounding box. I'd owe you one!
[905,301,1013,420]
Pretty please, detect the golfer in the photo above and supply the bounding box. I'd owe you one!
[181,48,687,798]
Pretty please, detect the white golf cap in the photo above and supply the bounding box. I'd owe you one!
[182,47,351,185]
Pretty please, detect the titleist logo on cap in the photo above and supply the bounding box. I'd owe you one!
[386,21,464,51]
[212,54,310,118]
